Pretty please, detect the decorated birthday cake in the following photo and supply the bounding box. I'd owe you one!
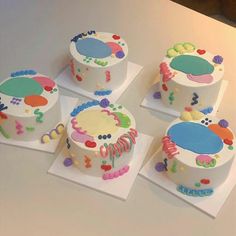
[156,109,235,197]
[0,70,63,142]
[70,30,128,95]
[64,98,138,180]
[158,42,224,113]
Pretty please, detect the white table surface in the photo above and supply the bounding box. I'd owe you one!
[1,1,236,235]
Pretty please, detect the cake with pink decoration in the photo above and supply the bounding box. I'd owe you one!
[0,70,64,143]
[156,109,235,197]
[69,31,128,95]
[156,42,224,113]
[64,98,138,180]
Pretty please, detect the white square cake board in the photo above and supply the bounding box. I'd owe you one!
[0,96,78,153]
[48,133,153,200]
[139,149,236,218]
[55,62,143,102]
[141,80,228,117]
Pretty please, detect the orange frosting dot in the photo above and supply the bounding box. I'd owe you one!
[24,95,48,107]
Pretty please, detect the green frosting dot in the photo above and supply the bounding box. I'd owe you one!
[228,146,234,150]
[195,182,201,188]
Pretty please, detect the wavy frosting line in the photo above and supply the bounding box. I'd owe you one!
[101,109,120,126]
[40,123,65,144]
[71,117,87,134]
[100,128,138,158]
[162,135,179,159]
[70,59,75,77]
[177,184,213,197]
[160,62,174,83]
[10,70,37,77]
[71,30,96,42]
[102,165,129,180]
[70,100,100,117]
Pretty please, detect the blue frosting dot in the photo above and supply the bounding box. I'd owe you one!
[64,158,73,167]
[116,50,125,59]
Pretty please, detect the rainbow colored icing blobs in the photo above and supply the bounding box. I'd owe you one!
[158,42,224,113]
[0,70,62,141]
[70,31,128,94]
[64,98,138,180]
[156,111,235,197]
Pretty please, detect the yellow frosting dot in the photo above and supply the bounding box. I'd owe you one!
[73,159,79,166]
[42,135,50,143]
[57,124,64,134]
[180,111,192,121]
[180,166,185,171]
[190,110,204,120]
[50,130,58,139]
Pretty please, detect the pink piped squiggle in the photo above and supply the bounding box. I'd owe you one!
[102,165,129,180]
[100,128,138,158]
[187,74,213,84]
[101,109,120,126]
[15,121,24,135]
[160,62,174,82]
[162,136,179,159]
[71,118,87,134]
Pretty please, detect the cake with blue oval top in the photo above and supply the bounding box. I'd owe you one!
[70,31,128,95]
[159,42,224,113]
[156,109,235,197]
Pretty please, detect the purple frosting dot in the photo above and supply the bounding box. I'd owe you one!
[218,119,229,128]
[155,162,165,172]
[213,55,223,64]
[153,91,161,99]
[100,98,110,108]
[64,158,73,167]
[116,50,125,59]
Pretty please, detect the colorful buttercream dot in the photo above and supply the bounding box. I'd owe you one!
[100,98,110,108]
[213,55,223,64]
[64,158,73,167]
[115,51,125,59]
[218,119,229,128]
[153,91,161,99]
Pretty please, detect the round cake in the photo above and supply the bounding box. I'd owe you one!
[0,70,62,141]
[156,109,235,197]
[64,99,138,180]
[159,42,224,113]
[69,30,128,95]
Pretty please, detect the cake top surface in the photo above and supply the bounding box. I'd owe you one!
[68,99,136,153]
[161,42,224,87]
[0,70,59,117]
[70,31,128,68]
[164,110,235,169]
